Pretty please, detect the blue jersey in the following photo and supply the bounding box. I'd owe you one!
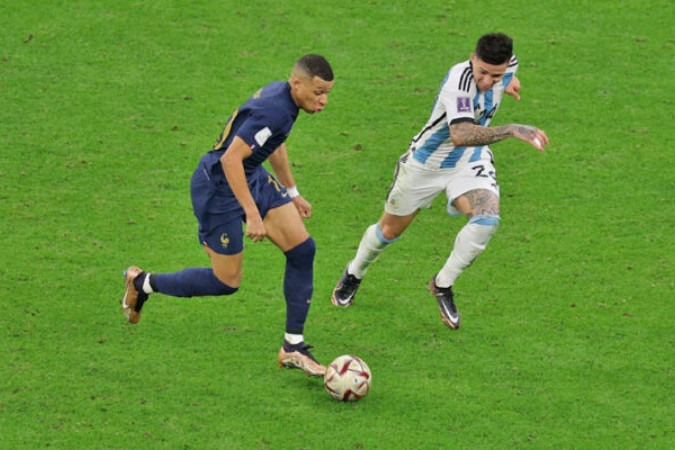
[202,81,299,180]
[190,81,298,222]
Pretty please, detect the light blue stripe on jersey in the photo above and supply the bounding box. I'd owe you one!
[440,147,467,168]
[503,72,514,88]
[469,146,485,162]
[479,90,493,126]
[413,127,450,164]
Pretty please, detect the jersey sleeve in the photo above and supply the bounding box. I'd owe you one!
[438,66,476,126]
[503,55,519,89]
[235,108,284,152]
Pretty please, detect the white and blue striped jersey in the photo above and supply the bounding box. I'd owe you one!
[410,56,518,169]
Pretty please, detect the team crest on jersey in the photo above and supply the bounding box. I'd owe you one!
[457,97,471,113]
[386,195,399,210]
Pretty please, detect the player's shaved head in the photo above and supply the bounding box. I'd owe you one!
[475,33,513,65]
[292,54,334,82]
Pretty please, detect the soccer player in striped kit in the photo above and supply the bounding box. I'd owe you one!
[332,33,549,329]
[121,55,334,376]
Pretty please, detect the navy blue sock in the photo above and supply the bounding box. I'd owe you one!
[283,238,316,335]
[132,272,148,298]
[154,268,238,298]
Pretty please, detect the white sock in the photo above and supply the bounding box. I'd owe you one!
[285,333,304,345]
[436,218,499,288]
[349,223,396,279]
[142,273,154,294]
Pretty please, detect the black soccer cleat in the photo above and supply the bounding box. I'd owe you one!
[428,275,461,330]
[331,266,362,307]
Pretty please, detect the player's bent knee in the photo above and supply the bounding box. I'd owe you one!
[469,214,501,227]
[296,237,316,258]
[469,214,501,239]
[286,237,316,266]
[376,223,402,243]
[303,237,317,257]
[212,268,242,289]
[209,271,239,296]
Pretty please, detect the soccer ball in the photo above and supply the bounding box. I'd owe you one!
[324,355,372,401]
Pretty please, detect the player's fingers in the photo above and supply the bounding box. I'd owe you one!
[532,137,544,151]
[246,227,266,242]
[505,85,521,101]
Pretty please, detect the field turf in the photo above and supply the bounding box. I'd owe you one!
[1,1,673,448]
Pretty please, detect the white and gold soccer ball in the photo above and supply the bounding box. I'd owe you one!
[324,355,372,401]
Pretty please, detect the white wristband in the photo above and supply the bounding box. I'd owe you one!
[286,186,300,198]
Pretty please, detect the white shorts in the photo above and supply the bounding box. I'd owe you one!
[384,150,500,216]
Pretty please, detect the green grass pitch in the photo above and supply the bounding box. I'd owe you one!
[1,1,673,448]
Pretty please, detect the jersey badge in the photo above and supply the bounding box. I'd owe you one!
[457,97,471,113]
[254,127,272,147]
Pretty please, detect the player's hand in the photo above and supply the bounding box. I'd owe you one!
[245,212,267,242]
[292,196,312,219]
[530,129,549,152]
[511,124,549,152]
[505,76,521,101]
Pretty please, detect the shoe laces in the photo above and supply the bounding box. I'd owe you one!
[434,284,457,313]
[285,342,319,363]
[342,272,361,289]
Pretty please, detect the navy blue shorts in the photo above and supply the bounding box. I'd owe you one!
[190,163,293,255]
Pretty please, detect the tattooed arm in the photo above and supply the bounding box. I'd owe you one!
[450,121,549,151]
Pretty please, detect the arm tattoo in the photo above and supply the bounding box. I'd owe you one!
[451,122,536,146]
[451,122,510,146]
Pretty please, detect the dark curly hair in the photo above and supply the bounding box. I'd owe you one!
[475,33,513,65]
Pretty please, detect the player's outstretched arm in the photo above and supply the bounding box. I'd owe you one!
[450,121,549,151]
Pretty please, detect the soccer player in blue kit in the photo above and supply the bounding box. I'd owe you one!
[121,54,334,377]
[332,33,549,330]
